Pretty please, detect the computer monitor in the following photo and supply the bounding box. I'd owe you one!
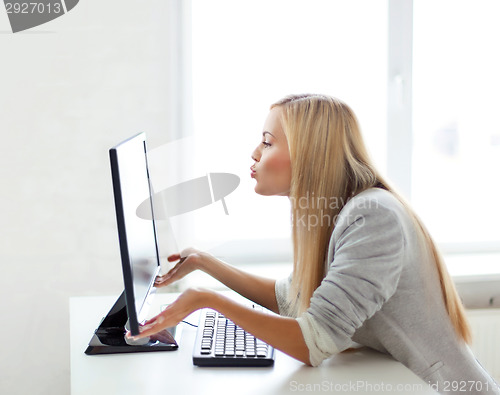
[85,132,178,355]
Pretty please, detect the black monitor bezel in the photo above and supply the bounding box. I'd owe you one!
[109,132,160,336]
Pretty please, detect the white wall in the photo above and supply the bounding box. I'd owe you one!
[0,2,175,393]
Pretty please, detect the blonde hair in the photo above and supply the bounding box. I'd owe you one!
[271,94,471,344]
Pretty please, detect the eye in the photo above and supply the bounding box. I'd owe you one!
[262,141,271,148]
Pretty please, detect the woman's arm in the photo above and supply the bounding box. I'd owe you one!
[197,253,280,314]
[155,250,279,314]
[129,287,311,366]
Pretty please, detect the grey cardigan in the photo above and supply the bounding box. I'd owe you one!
[276,188,499,394]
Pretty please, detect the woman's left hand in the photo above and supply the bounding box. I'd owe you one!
[127,287,214,340]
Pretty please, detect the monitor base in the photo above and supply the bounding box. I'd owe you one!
[84,291,178,355]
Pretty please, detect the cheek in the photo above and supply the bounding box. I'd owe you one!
[255,150,292,196]
[263,152,291,174]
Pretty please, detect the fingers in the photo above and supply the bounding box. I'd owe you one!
[156,262,180,284]
[155,257,185,286]
[154,272,173,287]
[167,253,181,262]
[133,324,158,339]
[127,289,202,340]
[130,314,169,339]
[143,316,159,326]
[126,325,154,340]
[155,255,192,288]
[126,320,159,340]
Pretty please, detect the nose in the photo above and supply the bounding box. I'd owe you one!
[251,145,261,163]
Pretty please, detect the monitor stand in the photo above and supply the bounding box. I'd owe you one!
[84,291,179,355]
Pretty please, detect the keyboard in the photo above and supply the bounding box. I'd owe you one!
[192,308,275,367]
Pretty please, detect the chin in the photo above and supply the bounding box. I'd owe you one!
[254,185,287,197]
[254,184,269,196]
[254,187,265,196]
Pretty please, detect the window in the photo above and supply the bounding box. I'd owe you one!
[187,0,388,261]
[172,0,499,267]
[412,0,500,251]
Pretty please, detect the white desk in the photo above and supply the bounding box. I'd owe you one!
[70,293,437,395]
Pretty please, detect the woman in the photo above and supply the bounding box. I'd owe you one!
[131,94,499,394]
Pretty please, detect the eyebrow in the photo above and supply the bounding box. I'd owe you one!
[262,131,275,138]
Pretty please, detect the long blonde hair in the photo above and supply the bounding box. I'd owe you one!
[271,94,471,344]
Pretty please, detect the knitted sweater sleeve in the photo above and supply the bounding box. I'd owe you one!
[292,200,406,366]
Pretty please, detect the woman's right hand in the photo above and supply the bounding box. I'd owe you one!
[154,247,206,288]
[154,246,279,313]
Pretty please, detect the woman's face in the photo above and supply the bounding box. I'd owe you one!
[250,107,292,196]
